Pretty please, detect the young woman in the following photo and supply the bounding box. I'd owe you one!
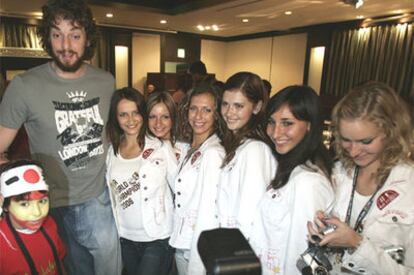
[169,83,226,275]
[217,71,277,239]
[249,85,334,275]
[147,91,177,144]
[308,82,414,274]
[0,160,66,275]
[105,87,177,275]
[147,91,186,162]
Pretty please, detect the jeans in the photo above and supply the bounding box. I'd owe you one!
[50,188,122,275]
[121,237,174,275]
[175,248,190,275]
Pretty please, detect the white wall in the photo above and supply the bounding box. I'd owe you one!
[270,33,307,94]
[224,37,273,81]
[130,33,307,94]
[200,40,227,82]
[200,34,307,93]
[132,33,161,93]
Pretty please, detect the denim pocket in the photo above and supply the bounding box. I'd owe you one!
[96,188,111,206]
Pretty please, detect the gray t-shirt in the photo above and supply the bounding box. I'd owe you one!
[0,62,114,207]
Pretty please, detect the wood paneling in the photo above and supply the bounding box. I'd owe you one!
[161,33,201,71]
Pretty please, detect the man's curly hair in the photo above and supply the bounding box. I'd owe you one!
[37,0,98,60]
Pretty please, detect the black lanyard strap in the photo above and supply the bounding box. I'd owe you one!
[344,166,382,233]
[6,214,38,275]
[6,215,63,275]
[41,227,63,275]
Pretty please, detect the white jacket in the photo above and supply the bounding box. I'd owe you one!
[169,134,225,274]
[249,163,334,275]
[331,162,414,275]
[217,139,277,239]
[106,136,177,240]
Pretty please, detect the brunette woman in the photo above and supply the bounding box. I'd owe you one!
[146,91,186,162]
[106,87,176,275]
[169,83,226,275]
[250,85,334,275]
[217,72,277,239]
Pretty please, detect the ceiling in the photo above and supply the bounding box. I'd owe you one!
[1,0,413,37]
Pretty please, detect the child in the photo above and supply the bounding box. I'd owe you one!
[0,160,66,275]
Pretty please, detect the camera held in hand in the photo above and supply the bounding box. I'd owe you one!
[296,224,337,275]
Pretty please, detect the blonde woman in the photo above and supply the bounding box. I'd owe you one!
[308,82,414,274]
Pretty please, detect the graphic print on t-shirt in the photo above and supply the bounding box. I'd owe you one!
[54,91,105,170]
[109,171,141,210]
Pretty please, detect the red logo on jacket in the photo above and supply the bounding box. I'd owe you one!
[376,190,399,210]
[191,151,201,165]
[142,148,154,159]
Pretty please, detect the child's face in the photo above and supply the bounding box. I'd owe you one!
[8,191,49,232]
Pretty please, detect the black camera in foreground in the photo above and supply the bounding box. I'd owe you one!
[296,224,337,275]
[296,242,333,275]
[198,228,261,275]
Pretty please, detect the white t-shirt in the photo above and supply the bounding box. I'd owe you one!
[107,149,152,241]
[349,191,371,229]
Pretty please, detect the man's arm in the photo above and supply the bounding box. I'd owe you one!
[0,125,19,164]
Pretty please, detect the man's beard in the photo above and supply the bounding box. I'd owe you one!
[51,50,86,72]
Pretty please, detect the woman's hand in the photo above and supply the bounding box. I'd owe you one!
[307,211,362,249]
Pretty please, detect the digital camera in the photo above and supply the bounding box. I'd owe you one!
[296,224,337,275]
[296,242,333,275]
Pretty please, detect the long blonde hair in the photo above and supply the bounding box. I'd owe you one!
[332,82,414,183]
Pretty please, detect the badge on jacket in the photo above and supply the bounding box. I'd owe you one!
[143,148,154,159]
[377,189,399,210]
[191,151,201,165]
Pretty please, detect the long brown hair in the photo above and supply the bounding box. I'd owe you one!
[221,72,272,166]
[267,85,332,190]
[178,82,227,144]
[106,87,147,155]
[146,91,178,145]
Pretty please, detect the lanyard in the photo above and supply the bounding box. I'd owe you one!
[344,166,382,233]
[6,215,63,275]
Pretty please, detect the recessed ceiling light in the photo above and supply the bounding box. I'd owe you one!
[356,15,364,19]
[212,25,219,31]
[106,13,113,18]
[197,25,205,31]
[284,11,292,15]
[242,18,249,23]
[160,19,167,24]
[205,26,211,30]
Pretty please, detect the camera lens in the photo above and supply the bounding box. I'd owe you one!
[314,266,329,275]
[311,235,322,244]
